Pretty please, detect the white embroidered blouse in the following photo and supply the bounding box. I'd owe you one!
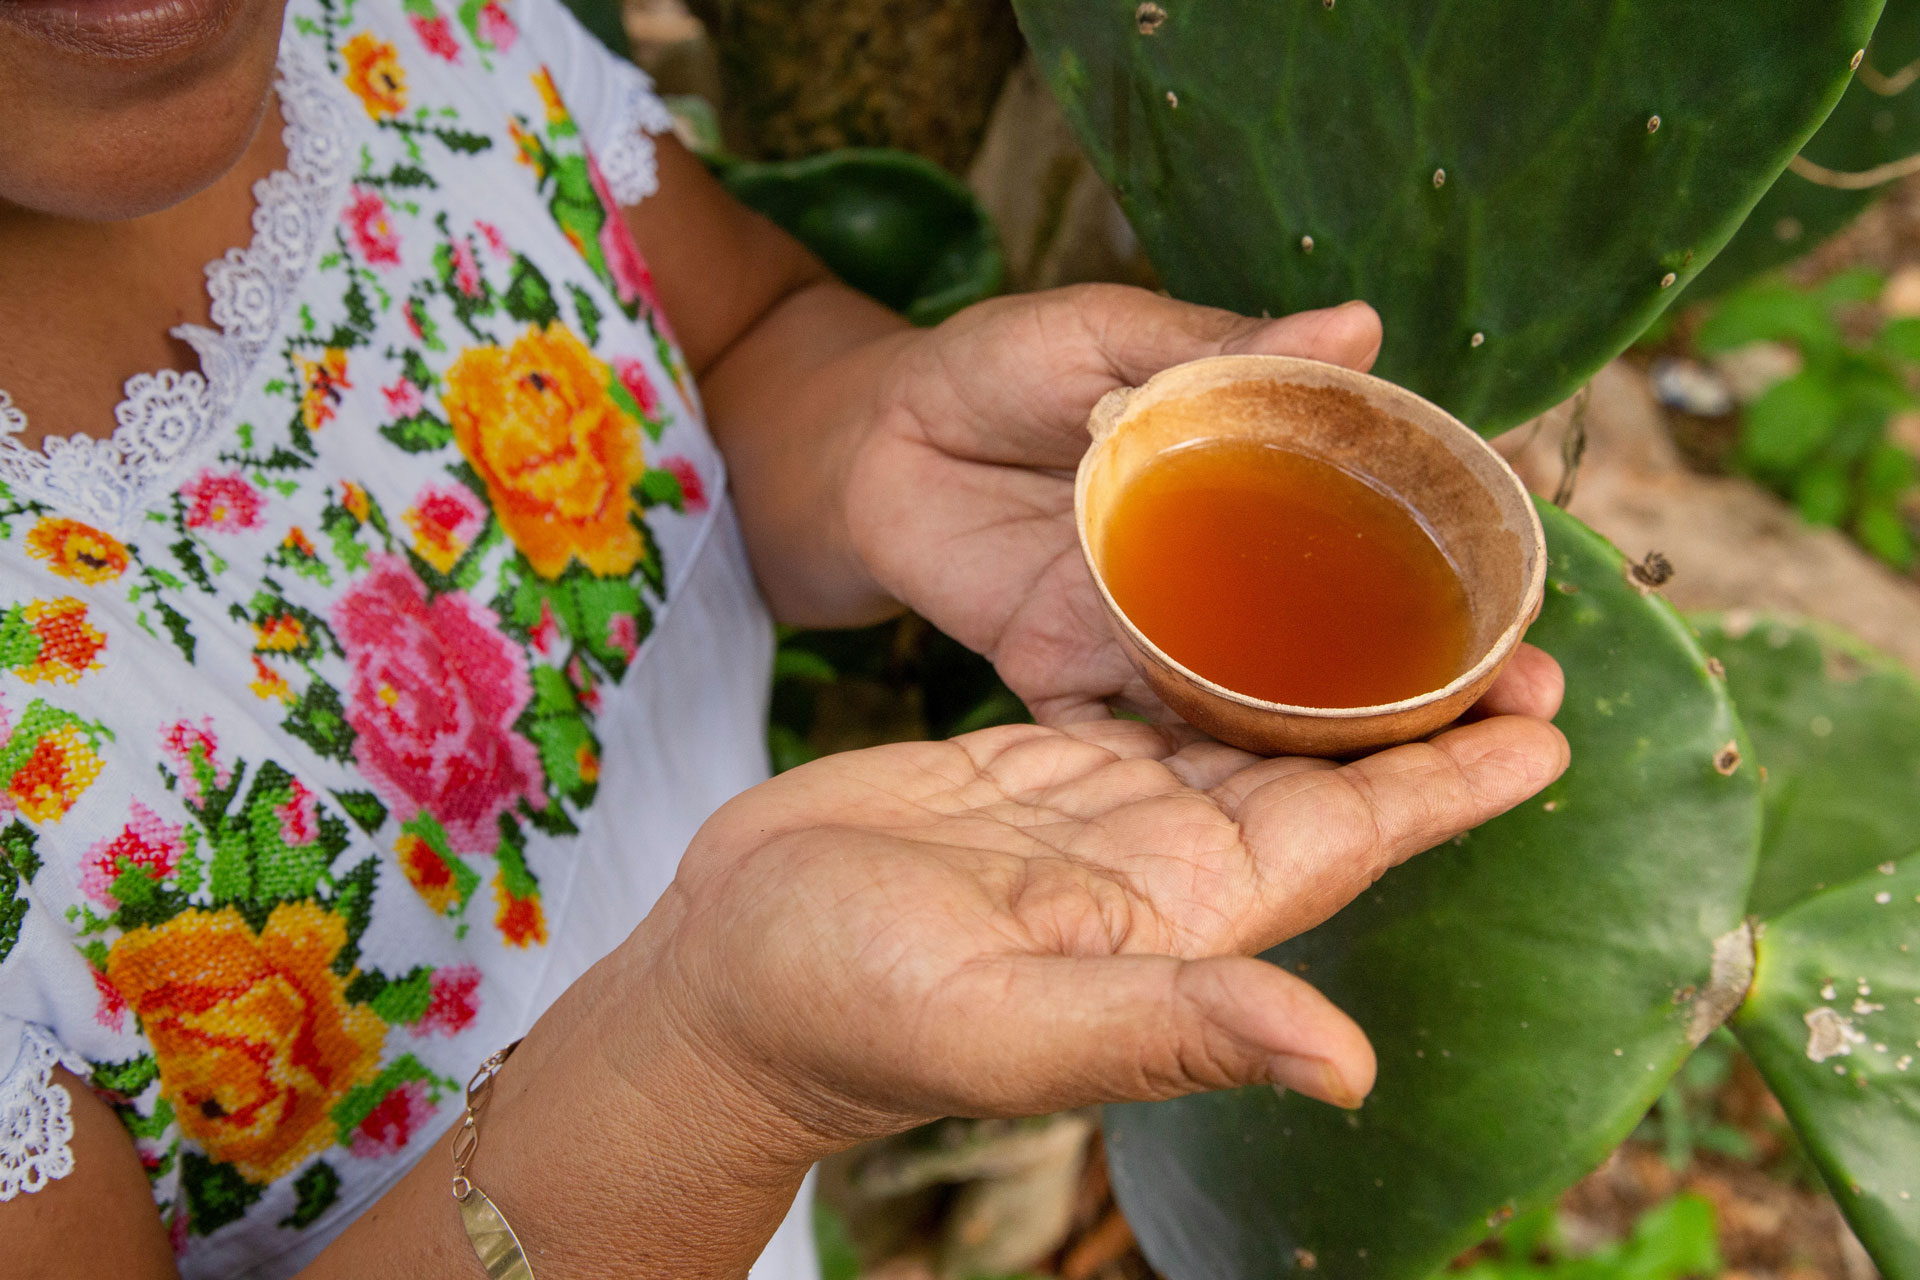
[0,0,816,1273]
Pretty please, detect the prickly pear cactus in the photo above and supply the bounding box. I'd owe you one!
[1102,505,1761,1280]
[1690,0,1920,299]
[1694,615,1920,1277]
[1008,0,1884,433]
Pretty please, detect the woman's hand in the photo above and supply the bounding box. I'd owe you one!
[844,287,1385,724]
[637,650,1566,1158]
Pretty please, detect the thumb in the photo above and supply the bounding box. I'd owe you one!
[930,952,1376,1115]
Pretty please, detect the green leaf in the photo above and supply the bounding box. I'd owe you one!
[1856,501,1917,569]
[773,647,837,684]
[368,966,434,1025]
[502,255,559,326]
[1010,0,1882,433]
[813,1202,862,1280]
[1862,443,1920,500]
[279,1161,342,1230]
[331,789,388,836]
[182,1151,265,1235]
[1695,280,1840,356]
[379,411,455,454]
[1878,315,1920,366]
[90,1055,159,1097]
[1741,371,1844,474]
[1793,460,1853,526]
[329,1053,444,1144]
[1693,616,1920,918]
[1102,505,1759,1280]
[1733,856,1920,1279]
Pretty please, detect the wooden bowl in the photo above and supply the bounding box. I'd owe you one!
[1076,354,1547,758]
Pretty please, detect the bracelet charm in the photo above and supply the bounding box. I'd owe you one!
[452,1040,534,1280]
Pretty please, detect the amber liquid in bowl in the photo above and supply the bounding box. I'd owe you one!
[1099,438,1473,708]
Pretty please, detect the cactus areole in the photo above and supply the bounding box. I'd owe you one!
[1010,0,1886,433]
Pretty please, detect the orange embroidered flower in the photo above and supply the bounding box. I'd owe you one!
[296,349,351,435]
[575,741,600,786]
[531,66,569,125]
[493,873,546,948]
[396,833,459,914]
[248,657,294,703]
[105,903,386,1184]
[507,118,538,167]
[343,32,408,119]
[252,615,308,653]
[8,722,104,823]
[402,484,486,574]
[340,481,371,524]
[27,519,129,584]
[17,598,106,684]
[442,324,646,580]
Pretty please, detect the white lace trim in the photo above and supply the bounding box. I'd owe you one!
[0,41,354,535]
[0,1025,91,1201]
[598,63,675,206]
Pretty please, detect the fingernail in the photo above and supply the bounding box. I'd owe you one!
[1268,1053,1364,1108]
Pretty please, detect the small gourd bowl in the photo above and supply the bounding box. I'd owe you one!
[1075,354,1547,758]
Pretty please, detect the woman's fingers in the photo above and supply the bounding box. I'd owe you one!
[1069,288,1384,392]
[1217,714,1570,949]
[926,952,1375,1115]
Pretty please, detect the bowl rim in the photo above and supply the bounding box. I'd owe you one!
[1074,353,1549,721]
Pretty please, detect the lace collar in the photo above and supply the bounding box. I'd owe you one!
[0,40,359,535]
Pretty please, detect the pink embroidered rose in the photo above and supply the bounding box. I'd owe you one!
[413,964,480,1038]
[383,377,424,418]
[350,1078,435,1158]
[587,151,663,317]
[181,469,264,532]
[476,0,516,50]
[606,613,640,662]
[275,778,320,846]
[93,968,127,1032]
[408,10,461,61]
[612,356,659,418]
[80,799,186,908]
[344,187,402,268]
[662,456,708,514]
[332,556,539,854]
[476,220,510,258]
[159,719,229,805]
[528,599,560,658]
[403,482,488,574]
[449,234,482,297]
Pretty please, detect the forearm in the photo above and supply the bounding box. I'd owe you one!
[697,277,918,627]
[301,910,819,1280]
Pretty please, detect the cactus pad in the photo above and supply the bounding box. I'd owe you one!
[1102,505,1760,1280]
[1693,615,1920,917]
[1734,856,1920,1279]
[1010,0,1883,433]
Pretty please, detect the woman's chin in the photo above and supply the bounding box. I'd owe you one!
[0,0,283,220]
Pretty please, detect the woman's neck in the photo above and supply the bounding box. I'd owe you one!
[0,96,289,451]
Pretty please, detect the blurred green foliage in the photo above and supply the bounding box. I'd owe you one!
[1456,1195,1723,1280]
[1694,268,1920,567]
[1630,1031,1758,1171]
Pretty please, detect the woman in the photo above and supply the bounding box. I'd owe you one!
[0,0,1571,1273]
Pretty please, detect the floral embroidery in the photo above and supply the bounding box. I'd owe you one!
[297,350,352,436]
[443,322,648,579]
[344,189,403,268]
[27,518,129,584]
[403,1,462,62]
[80,801,186,909]
[181,470,265,533]
[333,556,539,854]
[0,598,108,684]
[402,483,486,572]
[1,702,108,823]
[342,33,409,119]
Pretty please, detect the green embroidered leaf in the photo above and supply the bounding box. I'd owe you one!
[328,856,380,978]
[282,679,357,763]
[569,284,603,345]
[569,575,648,674]
[0,865,26,968]
[528,665,579,717]
[378,411,455,453]
[1,821,41,882]
[503,255,559,325]
[526,712,599,804]
[331,789,388,836]
[153,599,197,663]
[109,863,191,930]
[124,1096,175,1141]
[637,466,685,513]
[0,607,42,671]
[493,826,540,898]
[91,1055,159,1097]
[370,966,434,1025]
[168,538,217,594]
[182,1151,265,1235]
[606,368,646,424]
[279,1161,342,1230]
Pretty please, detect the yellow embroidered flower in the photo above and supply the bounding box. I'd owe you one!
[106,904,386,1185]
[494,872,546,948]
[343,32,408,119]
[26,519,129,584]
[252,615,308,653]
[7,721,103,822]
[340,481,371,524]
[441,323,647,580]
[17,598,106,684]
[396,833,460,915]
[296,349,350,435]
[531,66,569,125]
[575,741,600,786]
[248,657,294,704]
